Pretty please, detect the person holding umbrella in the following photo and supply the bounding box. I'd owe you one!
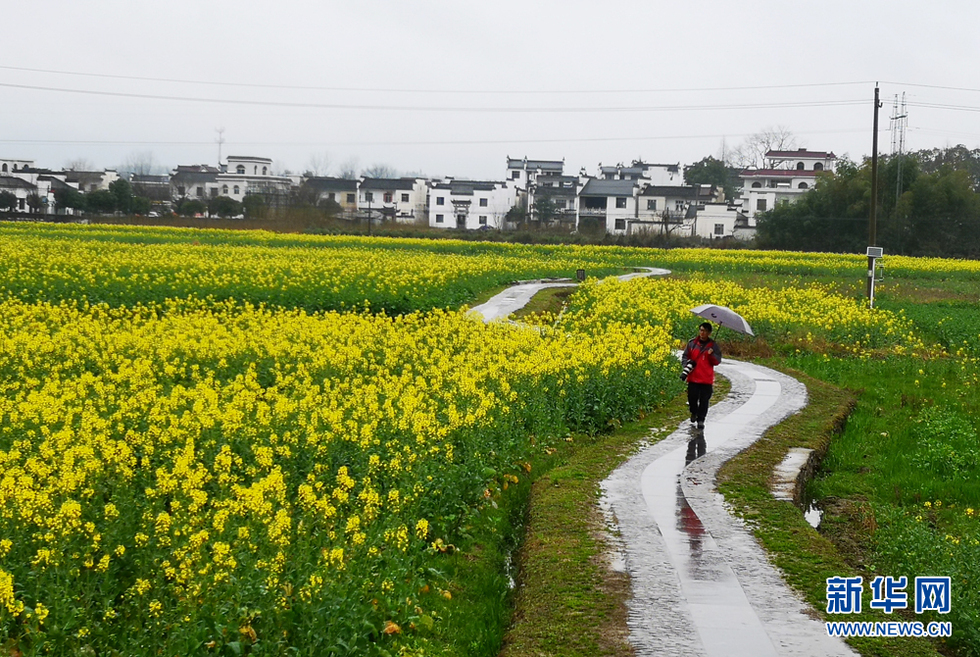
[681,321,722,432]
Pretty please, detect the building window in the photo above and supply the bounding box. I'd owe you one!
[384,192,393,203]
[210,188,218,198]
[479,198,488,207]
[647,199,657,210]
[796,162,805,170]
[615,197,627,208]
[436,197,445,205]
[365,192,374,202]
[234,186,240,195]
[222,185,229,194]
[479,215,487,225]
[196,187,203,197]
[798,182,809,189]
[346,193,355,203]
[555,199,566,209]
[177,186,185,196]
[18,199,25,210]
[1,164,6,172]
[615,218,626,230]
[814,162,824,171]
[751,182,762,188]
[436,214,444,223]
[757,199,767,212]
[714,223,724,235]
[675,201,684,211]
[262,166,267,175]
[511,171,520,180]
[401,193,410,202]
[236,165,245,174]
[328,192,335,201]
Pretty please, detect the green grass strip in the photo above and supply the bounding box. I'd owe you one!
[717,366,943,657]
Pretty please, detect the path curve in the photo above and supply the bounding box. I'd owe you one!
[468,267,670,323]
[470,269,851,655]
[602,360,857,656]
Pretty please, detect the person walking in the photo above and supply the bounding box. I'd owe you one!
[682,322,722,432]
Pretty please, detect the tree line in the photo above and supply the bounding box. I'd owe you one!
[755,145,980,258]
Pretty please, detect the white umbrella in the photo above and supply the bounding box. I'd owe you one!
[690,304,754,336]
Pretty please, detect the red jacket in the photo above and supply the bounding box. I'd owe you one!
[682,337,722,385]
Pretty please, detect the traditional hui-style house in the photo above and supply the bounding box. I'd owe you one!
[427,179,512,230]
[577,178,639,234]
[357,177,428,224]
[301,177,359,217]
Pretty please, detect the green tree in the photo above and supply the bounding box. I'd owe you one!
[85,189,117,214]
[684,156,739,201]
[27,193,43,214]
[54,188,86,214]
[176,198,207,217]
[242,194,267,219]
[533,194,556,225]
[0,191,18,211]
[208,195,243,218]
[505,202,527,226]
[130,195,152,215]
[757,156,980,257]
[109,179,135,214]
[318,198,343,217]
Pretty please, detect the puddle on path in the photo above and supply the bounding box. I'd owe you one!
[803,502,823,529]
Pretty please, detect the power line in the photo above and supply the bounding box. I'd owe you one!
[0,65,874,95]
[0,81,866,113]
[0,128,873,149]
[883,80,980,94]
[908,101,980,113]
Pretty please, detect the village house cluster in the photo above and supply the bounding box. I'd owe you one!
[0,150,836,239]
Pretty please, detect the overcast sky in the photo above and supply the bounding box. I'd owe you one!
[2,1,979,180]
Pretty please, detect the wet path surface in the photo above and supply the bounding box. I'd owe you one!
[468,267,670,323]
[602,360,857,656]
[470,273,854,655]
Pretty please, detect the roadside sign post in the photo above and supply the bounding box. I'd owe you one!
[867,246,883,308]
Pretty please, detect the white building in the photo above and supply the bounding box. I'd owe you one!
[358,177,428,224]
[428,179,512,230]
[577,179,638,234]
[599,160,683,185]
[691,202,753,240]
[1,163,80,215]
[0,158,33,175]
[739,149,836,220]
[217,156,292,204]
[505,157,563,222]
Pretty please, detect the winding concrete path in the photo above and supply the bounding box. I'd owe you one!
[468,267,670,322]
[602,360,857,656]
[470,269,853,655]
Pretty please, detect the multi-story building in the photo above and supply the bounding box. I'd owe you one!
[739,149,836,220]
[302,177,359,217]
[599,160,683,185]
[577,179,639,234]
[170,165,221,201]
[217,156,292,208]
[427,179,512,230]
[358,177,428,224]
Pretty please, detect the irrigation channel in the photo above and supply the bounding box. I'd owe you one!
[470,270,856,657]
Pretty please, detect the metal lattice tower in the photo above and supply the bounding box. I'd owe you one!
[889,94,908,201]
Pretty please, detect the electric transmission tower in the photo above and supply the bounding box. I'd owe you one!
[889,93,908,202]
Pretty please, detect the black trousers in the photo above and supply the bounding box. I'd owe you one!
[687,382,713,423]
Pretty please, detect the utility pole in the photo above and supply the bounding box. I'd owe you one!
[215,127,225,167]
[866,84,882,307]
